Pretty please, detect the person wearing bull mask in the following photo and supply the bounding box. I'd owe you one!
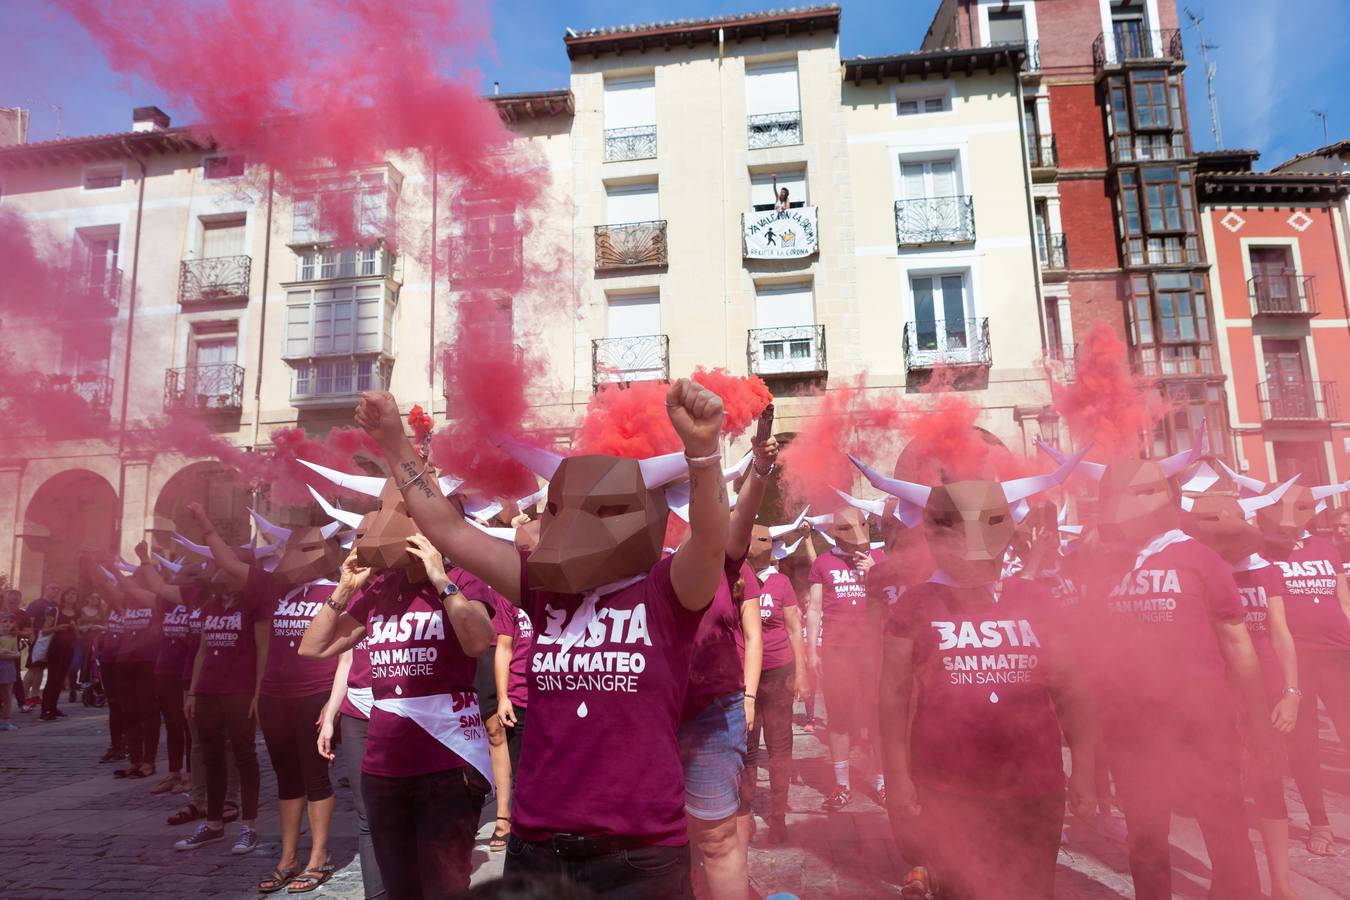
[182,502,345,887]
[1179,471,1303,900]
[1216,460,1350,860]
[350,378,729,899]
[858,449,1095,899]
[1039,433,1266,900]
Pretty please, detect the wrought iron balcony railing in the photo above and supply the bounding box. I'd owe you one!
[1047,343,1077,380]
[747,111,803,150]
[1133,351,1219,379]
[592,335,669,387]
[1092,28,1184,70]
[1022,39,1041,73]
[1259,380,1338,423]
[1029,135,1058,168]
[1037,233,1068,269]
[1110,133,1189,164]
[903,318,992,370]
[604,125,657,162]
[179,255,251,304]
[164,363,245,413]
[1249,273,1318,317]
[291,355,392,405]
[595,220,668,270]
[895,196,976,248]
[41,373,113,416]
[747,325,827,377]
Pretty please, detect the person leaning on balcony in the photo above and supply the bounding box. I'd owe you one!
[772,175,789,217]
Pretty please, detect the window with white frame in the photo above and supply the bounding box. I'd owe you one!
[456,195,520,282]
[292,169,398,244]
[600,292,664,382]
[83,165,123,190]
[746,61,802,148]
[201,218,246,258]
[899,158,960,200]
[284,283,392,359]
[605,182,660,225]
[603,75,657,161]
[753,281,818,374]
[751,169,807,211]
[897,94,950,116]
[297,246,387,281]
[909,272,974,355]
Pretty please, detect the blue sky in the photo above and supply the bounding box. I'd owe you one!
[3,0,1346,167]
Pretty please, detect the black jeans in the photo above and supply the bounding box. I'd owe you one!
[40,642,74,715]
[155,673,190,773]
[341,714,386,900]
[118,661,159,767]
[505,704,528,775]
[742,664,793,816]
[363,767,485,900]
[1287,648,1350,827]
[259,692,333,802]
[103,660,123,752]
[196,692,261,822]
[504,836,693,900]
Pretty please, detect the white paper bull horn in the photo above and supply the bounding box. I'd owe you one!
[1311,480,1348,502]
[249,507,293,542]
[462,496,504,522]
[726,452,753,482]
[1239,474,1300,517]
[640,450,691,490]
[298,458,387,497]
[467,518,517,544]
[307,486,366,529]
[1034,438,1107,481]
[1181,461,1223,494]
[438,475,464,496]
[1002,442,1093,505]
[172,534,214,560]
[833,489,886,518]
[115,560,138,575]
[496,435,565,481]
[1214,458,1268,496]
[98,565,118,586]
[153,553,184,575]
[255,537,288,560]
[516,486,547,512]
[319,520,345,540]
[768,506,810,540]
[1158,420,1207,478]
[847,453,929,527]
[1179,496,1196,511]
[805,512,834,527]
[772,535,804,560]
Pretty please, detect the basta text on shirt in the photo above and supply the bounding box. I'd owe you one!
[1108,568,1185,622]
[203,609,244,649]
[1275,557,1339,598]
[1239,583,1270,631]
[931,617,1043,687]
[366,608,450,680]
[531,599,653,694]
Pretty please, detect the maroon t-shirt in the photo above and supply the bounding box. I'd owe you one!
[1087,536,1245,717]
[745,566,795,672]
[345,568,489,778]
[102,608,124,664]
[154,590,197,678]
[1268,537,1350,652]
[194,594,262,696]
[338,637,372,720]
[514,552,703,846]
[1236,565,1285,692]
[182,601,204,682]
[118,599,159,664]
[887,579,1065,798]
[254,569,341,699]
[682,556,750,721]
[809,549,885,650]
[498,604,534,709]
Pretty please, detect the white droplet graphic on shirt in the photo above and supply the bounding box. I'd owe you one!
[1314,598,1322,604]
[577,701,589,718]
[213,649,219,656]
[288,641,295,648]
[394,685,403,695]
[989,692,1000,704]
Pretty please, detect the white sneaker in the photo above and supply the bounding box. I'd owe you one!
[231,826,259,855]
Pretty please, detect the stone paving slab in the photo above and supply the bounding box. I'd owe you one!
[3,701,1350,897]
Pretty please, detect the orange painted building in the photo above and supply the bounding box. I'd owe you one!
[1197,150,1350,487]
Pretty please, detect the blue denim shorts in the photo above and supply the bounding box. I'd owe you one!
[677,690,746,821]
[0,660,15,686]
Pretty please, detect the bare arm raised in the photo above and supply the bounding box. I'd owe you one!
[355,391,523,604]
[667,379,730,612]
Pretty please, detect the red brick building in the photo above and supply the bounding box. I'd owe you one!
[1196,151,1350,486]
[922,0,1225,457]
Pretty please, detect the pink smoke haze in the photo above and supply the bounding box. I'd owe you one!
[1051,322,1162,459]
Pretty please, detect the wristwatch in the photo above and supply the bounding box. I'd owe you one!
[439,582,460,600]
[1283,686,1303,697]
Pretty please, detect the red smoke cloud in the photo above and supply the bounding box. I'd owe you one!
[1051,322,1161,459]
[896,389,1030,484]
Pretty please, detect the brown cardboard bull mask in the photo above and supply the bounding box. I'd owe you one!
[1180,469,1299,561]
[849,445,1088,586]
[1213,459,1347,543]
[270,524,346,587]
[497,437,691,595]
[302,463,428,582]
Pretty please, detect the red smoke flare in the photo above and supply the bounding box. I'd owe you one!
[1050,322,1162,459]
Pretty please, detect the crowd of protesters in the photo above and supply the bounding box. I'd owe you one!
[3,385,1350,900]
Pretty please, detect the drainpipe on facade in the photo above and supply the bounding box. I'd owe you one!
[1012,56,1049,355]
[113,145,147,553]
[250,166,275,454]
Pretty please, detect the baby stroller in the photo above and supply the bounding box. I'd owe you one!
[81,655,106,708]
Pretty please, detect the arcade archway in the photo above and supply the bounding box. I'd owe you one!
[153,462,252,551]
[20,470,119,595]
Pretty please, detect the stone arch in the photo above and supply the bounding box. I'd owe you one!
[19,469,119,595]
[153,461,252,551]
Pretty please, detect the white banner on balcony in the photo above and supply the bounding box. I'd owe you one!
[743,207,818,259]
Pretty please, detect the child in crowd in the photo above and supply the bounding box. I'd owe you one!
[0,613,19,731]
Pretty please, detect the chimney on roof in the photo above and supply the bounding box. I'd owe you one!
[132,105,170,133]
[0,107,29,146]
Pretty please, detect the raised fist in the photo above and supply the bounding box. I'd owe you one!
[666,378,724,458]
[185,501,210,527]
[356,391,406,452]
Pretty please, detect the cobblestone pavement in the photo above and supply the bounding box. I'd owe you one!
[3,700,1350,898]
